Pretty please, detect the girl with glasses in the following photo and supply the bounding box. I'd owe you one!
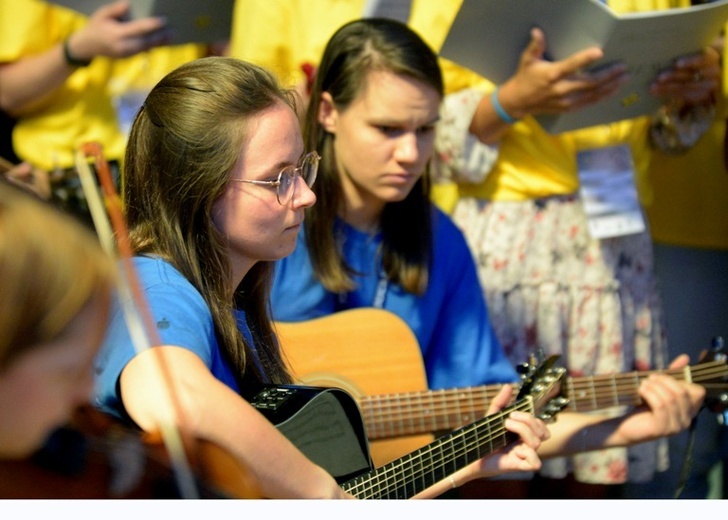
[269,17,705,493]
[93,55,549,498]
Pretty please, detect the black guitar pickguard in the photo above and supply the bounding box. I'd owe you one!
[250,385,374,483]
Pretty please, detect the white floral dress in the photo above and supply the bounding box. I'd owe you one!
[434,88,669,484]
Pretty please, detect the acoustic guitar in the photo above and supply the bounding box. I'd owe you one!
[276,308,728,467]
[250,356,568,498]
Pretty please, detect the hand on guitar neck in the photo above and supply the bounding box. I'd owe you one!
[415,384,549,498]
[539,353,708,459]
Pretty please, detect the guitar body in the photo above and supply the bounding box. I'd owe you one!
[275,308,434,466]
[276,309,728,474]
[250,360,568,499]
[249,385,373,483]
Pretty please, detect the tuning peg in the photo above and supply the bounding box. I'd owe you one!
[515,363,531,375]
[553,397,570,409]
[532,348,545,365]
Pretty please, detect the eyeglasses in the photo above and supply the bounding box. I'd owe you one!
[231,151,320,205]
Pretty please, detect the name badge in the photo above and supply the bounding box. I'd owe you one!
[577,145,645,239]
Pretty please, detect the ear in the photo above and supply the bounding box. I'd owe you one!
[317,92,338,133]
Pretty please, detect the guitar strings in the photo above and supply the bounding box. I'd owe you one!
[360,362,727,439]
[346,413,515,498]
[362,364,726,432]
[343,400,532,499]
[347,363,727,498]
[362,363,724,416]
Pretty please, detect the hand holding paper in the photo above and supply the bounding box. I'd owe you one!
[498,27,629,119]
[650,45,721,106]
[50,0,234,46]
[441,0,728,133]
[64,0,171,62]
[470,27,629,144]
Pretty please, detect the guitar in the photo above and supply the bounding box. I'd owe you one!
[276,308,728,466]
[250,356,568,499]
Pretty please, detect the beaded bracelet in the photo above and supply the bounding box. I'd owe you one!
[491,86,519,125]
[63,38,93,68]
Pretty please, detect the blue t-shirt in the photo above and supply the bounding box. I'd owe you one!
[271,208,518,389]
[94,257,243,420]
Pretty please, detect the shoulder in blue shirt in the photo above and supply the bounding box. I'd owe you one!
[94,256,241,421]
[271,207,518,389]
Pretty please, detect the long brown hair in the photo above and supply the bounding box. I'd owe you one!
[123,57,295,386]
[301,18,443,295]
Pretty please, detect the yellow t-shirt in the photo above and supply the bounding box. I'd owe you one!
[229,0,692,207]
[645,20,728,250]
[0,0,205,170]
[645,98,728,250]
[456,0,691,204]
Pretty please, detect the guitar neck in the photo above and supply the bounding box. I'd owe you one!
[360,364,714,440]
[341,399,532,499]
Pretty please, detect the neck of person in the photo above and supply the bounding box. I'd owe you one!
[340,199,384,235]
[229,256,254,294]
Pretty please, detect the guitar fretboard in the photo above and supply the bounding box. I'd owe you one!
[359,361,727,440]
[342,363,567,499]
[342,400,528,499]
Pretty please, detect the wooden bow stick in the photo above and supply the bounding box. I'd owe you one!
[74,144,200,499]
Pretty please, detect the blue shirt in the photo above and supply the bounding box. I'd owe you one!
[94,256,243,420]
[271,208,518,389]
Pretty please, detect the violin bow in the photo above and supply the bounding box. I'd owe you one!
[75,144,200,499]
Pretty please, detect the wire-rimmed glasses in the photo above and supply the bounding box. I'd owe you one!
[231,151,320,205]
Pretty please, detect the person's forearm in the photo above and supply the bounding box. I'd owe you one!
[120,347,347,499]
[195,388,345,498]
[537,412,624,458]
[469,82,524,145]
[0,44,76,114]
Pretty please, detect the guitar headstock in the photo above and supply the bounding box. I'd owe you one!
[697,336,728,415]
[515,353,569,422]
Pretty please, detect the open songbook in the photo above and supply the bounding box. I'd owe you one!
[440,0,728,133]
[48,0,234,45]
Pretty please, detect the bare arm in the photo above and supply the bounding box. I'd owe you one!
[119,346,351,499]
[539,355,706,458]
[2,161,50,199]
[0,0,168,114]
[468,27,628,144]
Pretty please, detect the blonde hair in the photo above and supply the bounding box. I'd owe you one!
[0,181,115,368]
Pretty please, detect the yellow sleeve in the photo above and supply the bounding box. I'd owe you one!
[229,0,300,84]
[230,0,362,88]
[431,181,461,215]
[607,0,690,13]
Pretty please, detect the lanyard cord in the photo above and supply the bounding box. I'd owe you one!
[337,268,388,309]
